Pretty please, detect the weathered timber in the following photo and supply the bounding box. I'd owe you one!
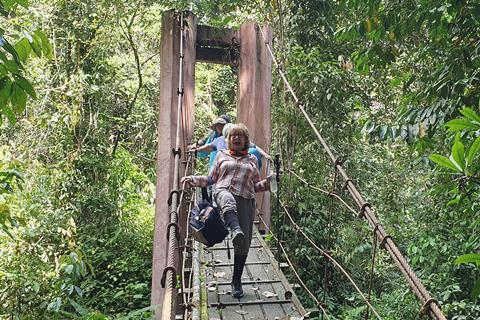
[237,23,273,232]
[152,10,196,320]
[196,47,236,65]
[196,25,238,47]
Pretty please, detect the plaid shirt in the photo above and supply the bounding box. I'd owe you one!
[192,150,268,199]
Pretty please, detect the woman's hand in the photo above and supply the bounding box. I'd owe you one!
[181,176,196,187]
[187,144,197,153]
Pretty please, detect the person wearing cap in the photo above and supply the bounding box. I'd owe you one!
[189,115,229,167]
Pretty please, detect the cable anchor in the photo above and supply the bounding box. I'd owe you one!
[419,298,440,316]
[167,189,181,206]
[172,147,182,158]
[358,202,371,218]
[161,266,177,288]
[379,235,393,250]
[166,222,180,242]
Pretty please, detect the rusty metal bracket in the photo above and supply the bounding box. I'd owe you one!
[172,147,182,158]
[334,158,342,167]
[419,298,440,316]
[177,88,184,95]
[167,189,181,206]
[161,266,177,288]
[380,235,393,250]
[358,202,371,218]
[166,222,180,242]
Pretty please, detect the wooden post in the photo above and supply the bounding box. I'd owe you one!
[237,23,273,231]
[152,11,196,319]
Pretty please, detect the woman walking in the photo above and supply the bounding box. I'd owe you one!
[182,123,270,298]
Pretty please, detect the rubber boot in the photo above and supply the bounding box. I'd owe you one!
[231,254,247,299]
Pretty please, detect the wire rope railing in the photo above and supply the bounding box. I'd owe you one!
[179,154,196,319]
[278,201,383,319]
[257,214,331,318]
[286,168,358,217]
[258,26,446,320]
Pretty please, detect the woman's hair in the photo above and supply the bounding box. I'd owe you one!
[226,123,250,150]
[222,123,234,137]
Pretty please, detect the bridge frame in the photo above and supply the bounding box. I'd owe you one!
[152,10,273,319]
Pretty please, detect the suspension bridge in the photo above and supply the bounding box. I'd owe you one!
[152,10,447,320]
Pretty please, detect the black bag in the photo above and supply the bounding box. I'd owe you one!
[189,190,228,247]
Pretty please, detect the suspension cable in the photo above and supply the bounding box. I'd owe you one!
[287,168,358,216]
[280,201,382,320]
[257,214,330,318]
[258,27,446,320]
[161,11,186,320]
[365,226,378,320]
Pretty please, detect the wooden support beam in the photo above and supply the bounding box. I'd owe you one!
[237,23,273,232]
[196,46,237,66]
[196,25,238,47]
[151,11,196,320]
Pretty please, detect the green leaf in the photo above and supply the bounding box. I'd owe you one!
[16,0,29,9]
[429,154,460,172]
[10,82,27,114]
[30,35,42,58]
[13,75,36,99]
[379,125,388,140]
[0,77,12,105]
[460,107,480,124]
[33,30,52,58]
[455,253,480,266]
[14,38,31,62]
[472,280,480,301]
[467,136,480,168]
[451,140,465,171]
[445,118,476,131]
[0,51,7,62]
[3,0,15,11]
[4,60,19,73]
[1,38,21,65]
[68,299,88,316]
[2,105,16,124]
[0,64,6,78]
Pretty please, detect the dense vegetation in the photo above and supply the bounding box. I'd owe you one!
[1,0,479,319]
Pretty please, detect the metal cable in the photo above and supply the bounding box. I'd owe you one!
[257,214,330,318]
[179,154,195,317]
[161,11,186,320]
[365,228,378,320]
[258,27,446,320]
[280,201,382,320]
[321,167,337,320]
[287,168,358,216]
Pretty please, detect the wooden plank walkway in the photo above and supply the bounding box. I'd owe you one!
[200,227,308,320]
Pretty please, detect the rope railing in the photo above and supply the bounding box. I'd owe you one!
[258,27,446,320]
[257,214,330,318]
[286,168,358,216]
[279,201,383,319]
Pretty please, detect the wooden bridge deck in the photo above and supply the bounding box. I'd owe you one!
[197,227,309,320]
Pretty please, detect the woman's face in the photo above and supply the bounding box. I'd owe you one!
[230,133,246,151]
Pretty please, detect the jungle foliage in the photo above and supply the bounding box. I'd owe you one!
[0,0,479,319]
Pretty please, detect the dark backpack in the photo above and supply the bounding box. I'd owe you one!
[189,193,228,247]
